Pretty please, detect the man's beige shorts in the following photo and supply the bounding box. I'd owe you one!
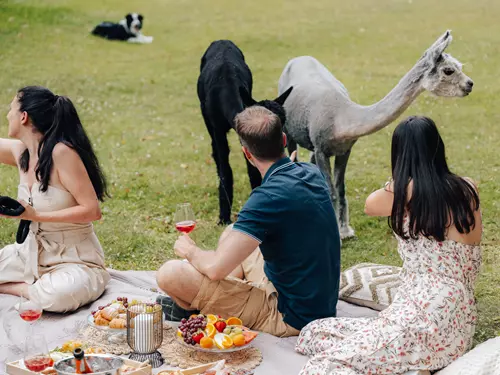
[190,248,300,337]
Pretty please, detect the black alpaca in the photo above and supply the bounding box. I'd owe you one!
[197,40,293,224]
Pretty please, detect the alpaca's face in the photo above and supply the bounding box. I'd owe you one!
[419,31,473,98]
[422,53,474,97]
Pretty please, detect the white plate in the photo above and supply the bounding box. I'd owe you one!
[175,332,256,353]
[87,314,126,332]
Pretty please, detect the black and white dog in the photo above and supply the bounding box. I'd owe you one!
[91,13,153,44]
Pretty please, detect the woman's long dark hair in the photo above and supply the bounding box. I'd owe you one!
[17,86,108,201]
[390,116,479,241]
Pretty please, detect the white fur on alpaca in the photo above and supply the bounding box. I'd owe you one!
[278,30,473,239]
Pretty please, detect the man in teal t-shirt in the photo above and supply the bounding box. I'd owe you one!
[156,105,341,336]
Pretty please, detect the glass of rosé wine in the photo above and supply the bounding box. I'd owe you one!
[19,293,42,334]
[23,334,53,373]
[174,203,196,234]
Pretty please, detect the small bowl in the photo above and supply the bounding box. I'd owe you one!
[54,354,124,375]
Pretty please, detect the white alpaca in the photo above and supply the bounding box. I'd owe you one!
[278,31,473,239]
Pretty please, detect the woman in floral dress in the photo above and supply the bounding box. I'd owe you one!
[296,116,482,375]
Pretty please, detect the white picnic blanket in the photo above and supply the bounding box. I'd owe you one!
[0,269,380,375]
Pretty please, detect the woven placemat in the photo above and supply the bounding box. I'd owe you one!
[78,326,131,355]
[78,324,262,371]
[158,325,262,370]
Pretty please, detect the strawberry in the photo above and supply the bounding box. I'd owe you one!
[214,320,227,332]
[193,331,205,344]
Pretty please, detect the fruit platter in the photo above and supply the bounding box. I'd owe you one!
[176,314,258,353]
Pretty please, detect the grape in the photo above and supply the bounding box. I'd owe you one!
[180,314,208,345]
[123,303,128,308]
[117,297,122,301]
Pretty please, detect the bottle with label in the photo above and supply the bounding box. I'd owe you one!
[73,348,93,374]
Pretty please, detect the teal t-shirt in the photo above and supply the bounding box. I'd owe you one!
[233,157,341,330]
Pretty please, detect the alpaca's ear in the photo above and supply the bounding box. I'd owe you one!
[427,30,451,51]
[274,86,293,106]
[425,30,452,62]
[239,87,256,107]
[433,32,452,59]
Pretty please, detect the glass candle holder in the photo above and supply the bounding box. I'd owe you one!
[126,303,164,368]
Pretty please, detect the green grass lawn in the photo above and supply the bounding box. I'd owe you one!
[0,0,498,344]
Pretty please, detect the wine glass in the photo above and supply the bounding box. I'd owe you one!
[19,293,42,335]
[23,334,53,373]
[174,203,196,234]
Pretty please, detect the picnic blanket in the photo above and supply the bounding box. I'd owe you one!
[0,269,379,374]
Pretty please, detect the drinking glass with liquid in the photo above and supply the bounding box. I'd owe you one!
[23,334,53,372]
[174,203,196,234]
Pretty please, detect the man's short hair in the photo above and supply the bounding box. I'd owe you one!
[234,106,284,161]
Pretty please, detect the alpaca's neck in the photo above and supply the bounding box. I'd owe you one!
[339,61,427,140]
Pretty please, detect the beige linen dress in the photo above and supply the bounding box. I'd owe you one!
[0,182,109,312]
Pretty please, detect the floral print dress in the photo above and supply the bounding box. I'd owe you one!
[295,217,482,375]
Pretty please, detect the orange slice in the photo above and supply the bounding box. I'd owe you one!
[214,333,233,349]
[177,329,183,338]
[190,314,199,319]
[205,323,216,338]
[226,317,243,326]
[206,314,218,324]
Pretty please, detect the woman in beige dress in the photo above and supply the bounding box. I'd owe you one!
[0,86,110,313]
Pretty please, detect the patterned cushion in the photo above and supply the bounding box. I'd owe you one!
[339,263,402,311]
[434,337,500,375]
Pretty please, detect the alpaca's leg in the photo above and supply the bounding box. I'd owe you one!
[245,157,262,189]
[314,150,338,215]
[201,105,234,225]
[334,150,355,239]
[211,130,234,225]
